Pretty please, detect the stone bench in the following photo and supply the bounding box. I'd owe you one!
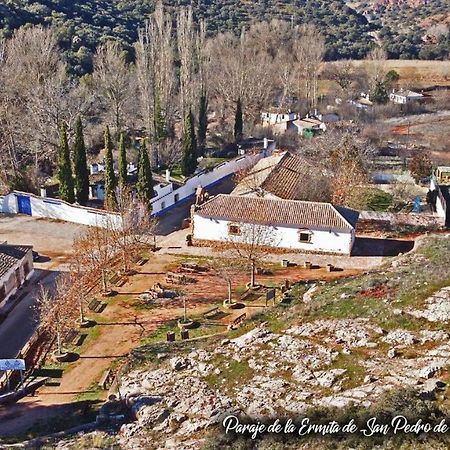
[98,369,112,390]
[203,306,220,318]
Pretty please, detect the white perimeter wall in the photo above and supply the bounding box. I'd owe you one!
[192,215,354,255]
[151,142,275,214]
[0,192,122,229]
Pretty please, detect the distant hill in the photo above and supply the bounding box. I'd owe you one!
[0,0,447,76]
[350,0,449,59]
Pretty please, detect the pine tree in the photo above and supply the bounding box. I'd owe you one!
[136,139,154,209]
[118,132,127,188]
[197,93,208,156]
[103,126,117,209]
[57,122,75,204]
[73,117,89,205]
[181,110,198,177]
[234,97,243,140]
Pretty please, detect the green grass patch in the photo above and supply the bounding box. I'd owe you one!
[346,186,393,212]
[328,352,366,390]
[204,358,253,389]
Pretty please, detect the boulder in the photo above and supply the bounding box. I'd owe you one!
[170,357,192,371]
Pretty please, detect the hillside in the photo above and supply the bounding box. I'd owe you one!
[36,234,450,449]
[350,0,450,59]
[0,0,376,75]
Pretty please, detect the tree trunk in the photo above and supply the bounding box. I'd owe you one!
[227,279,232,304]
[250,260,256,287]
[56,331,62,355]
[79,301,85,324]
[102,269,108,293]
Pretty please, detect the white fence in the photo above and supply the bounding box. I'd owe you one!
[0,141,275,226]
[151,141,276,215]
[0,191,122,229]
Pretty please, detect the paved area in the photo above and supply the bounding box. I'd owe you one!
[0,215,86,359]
[157,229,414,270]
[0,214,85,257]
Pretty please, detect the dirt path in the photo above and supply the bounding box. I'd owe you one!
[0,254,362,438]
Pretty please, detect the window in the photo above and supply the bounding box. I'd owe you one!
[228,224,241,236]
[299,231,312,243]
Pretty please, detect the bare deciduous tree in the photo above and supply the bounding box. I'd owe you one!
[227,222,277,288]
[35,277,79,356]
[207,257,243,305]
[93,41,133,133]
[111,186,157,273]
[295,24,325,111]
[135,1,176,166]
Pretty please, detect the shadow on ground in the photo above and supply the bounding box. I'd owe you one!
[352,237,415,257]
[0,398,102,440]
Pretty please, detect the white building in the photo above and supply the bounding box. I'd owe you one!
[192,194,359,255]
[430,166,450,225]
[261,110,326,136]
[0,244,34,308]
[389,89,424,105]
[261,110,298,126]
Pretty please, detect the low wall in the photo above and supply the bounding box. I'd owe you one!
[151,142,275,215]
[0,142,275,225]
[357,210,445,232]
[0,191,122,229]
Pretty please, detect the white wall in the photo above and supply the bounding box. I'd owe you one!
[151,142,275,215]
[0,141,275,224]
[430,178,447,219]
[192,215,353,255]
[0,192,122,229]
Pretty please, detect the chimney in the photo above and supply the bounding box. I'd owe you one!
[40,187,47,198]
[263,137,269,149]
[165,169,171,183]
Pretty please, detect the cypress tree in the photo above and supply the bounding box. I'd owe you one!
[136,139,154,209]
[103,126,117,209]
[198,93,208,156]
[118,132,127,188]
[234,97,243,141]
[181,110,198,177]
[73,117,89,205]
[371,81,389,104]
[57,122,75,204]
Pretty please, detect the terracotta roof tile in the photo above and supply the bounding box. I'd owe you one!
[196,195,358,231]
[0,245,32,279]
[233,151,316,200]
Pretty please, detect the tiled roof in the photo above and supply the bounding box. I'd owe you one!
[0,245,32,279]
[196,195,358,231]
[232,151,315,200]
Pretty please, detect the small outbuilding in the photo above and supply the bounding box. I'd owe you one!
[0,244,34,307]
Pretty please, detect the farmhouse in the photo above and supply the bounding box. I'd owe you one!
[261,110,326,136]
[0,244,34,307]
[192,194,359,255]
[389,89,424,105]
